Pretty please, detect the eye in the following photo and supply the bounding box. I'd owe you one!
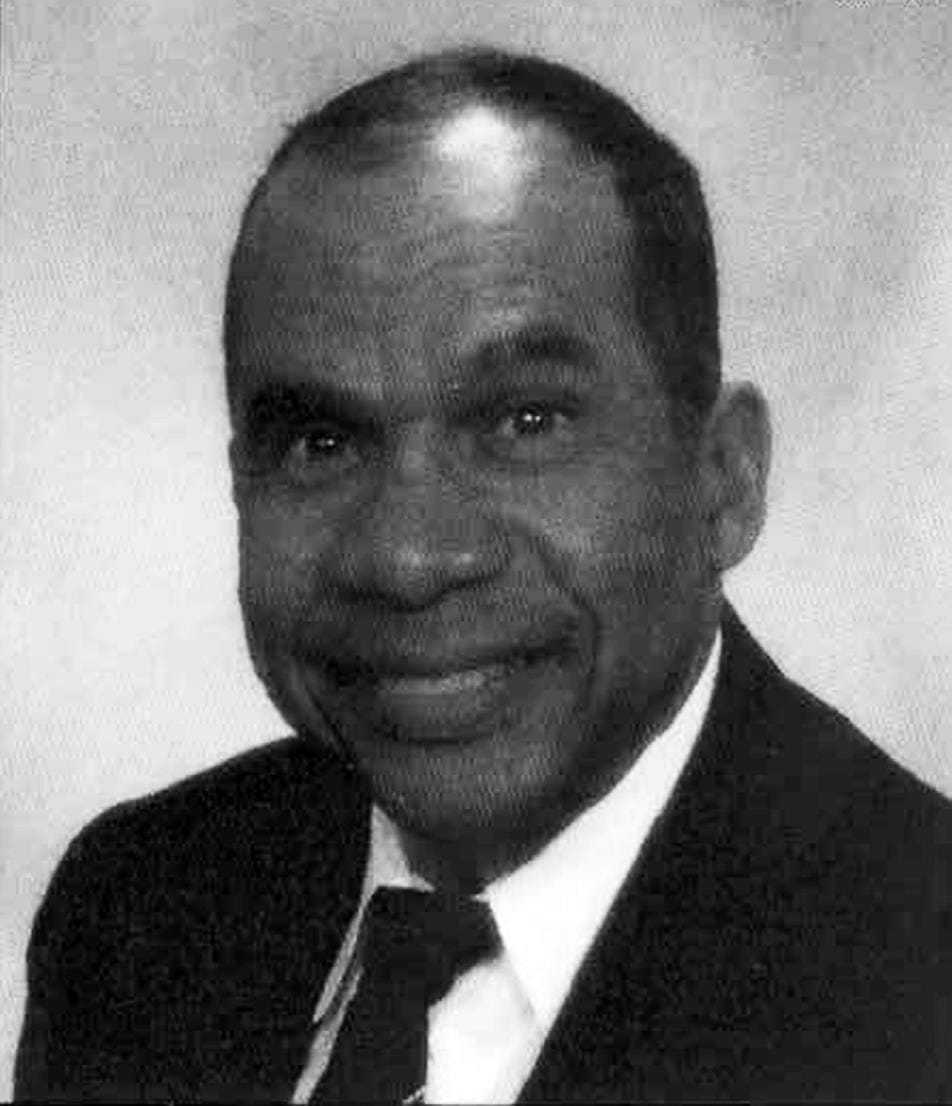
[282,421,359,483]
[499,404,564,438]
[484,399,580,463]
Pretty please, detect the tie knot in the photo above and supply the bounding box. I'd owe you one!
[363,887,498,1006]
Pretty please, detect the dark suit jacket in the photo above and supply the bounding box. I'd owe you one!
[15,610,952,1101]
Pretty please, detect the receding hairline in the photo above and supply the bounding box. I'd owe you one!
[240,98,631,238]
[258,47,690,186]
[226,46,723,432]
[231,118,647,377]
[237,45,700,233]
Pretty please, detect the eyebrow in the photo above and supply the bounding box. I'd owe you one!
[236,380,380,440]
[468,323,598,381]
[233,322,599,436]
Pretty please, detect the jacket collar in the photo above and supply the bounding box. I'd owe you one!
[518,605,847,1100]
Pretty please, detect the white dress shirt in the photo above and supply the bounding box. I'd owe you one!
[294,631,721,1104]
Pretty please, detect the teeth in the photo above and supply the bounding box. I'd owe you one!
[383,665,505,696]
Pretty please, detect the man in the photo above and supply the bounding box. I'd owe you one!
[15,47,952,1102]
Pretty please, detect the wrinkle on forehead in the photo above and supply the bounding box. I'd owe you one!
[426,105,540,223]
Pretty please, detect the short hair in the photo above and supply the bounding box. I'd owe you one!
[225,46,721,430]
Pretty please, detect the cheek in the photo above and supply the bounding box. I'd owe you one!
[520,469,709,704]
[237,502,330,637]
[528,466,700,594]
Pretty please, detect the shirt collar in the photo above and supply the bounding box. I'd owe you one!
[362,630,721,1029]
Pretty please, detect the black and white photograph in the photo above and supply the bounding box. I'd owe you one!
[3,1,951,1099]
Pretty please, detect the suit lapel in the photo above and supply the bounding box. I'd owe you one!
[519,609,846,1100]
[182,748,372,1102]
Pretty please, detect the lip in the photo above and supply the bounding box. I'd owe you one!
[322,640,563,686]
[313,642,570,745]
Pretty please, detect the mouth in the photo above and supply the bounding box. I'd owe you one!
[314,643,571,745]
[376,662,510,699]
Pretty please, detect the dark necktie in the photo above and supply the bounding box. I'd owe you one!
[312,887,498,1103]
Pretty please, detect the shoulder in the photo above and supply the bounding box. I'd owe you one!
[637,611,952,1094]
[719,605,952,845]
[17,740,370,1100]
[31,738,370,956]
[62,737,364,875]
[703,608,952,973]
[721,611,952,977]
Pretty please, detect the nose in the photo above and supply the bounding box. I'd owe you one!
[336,428,510,608]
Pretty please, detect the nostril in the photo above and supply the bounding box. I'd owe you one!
[336,484,510,607]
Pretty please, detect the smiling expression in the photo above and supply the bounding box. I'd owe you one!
[227,111,723,876]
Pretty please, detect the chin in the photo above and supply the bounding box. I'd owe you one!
[272,643,614,849]
[347,698,590,848]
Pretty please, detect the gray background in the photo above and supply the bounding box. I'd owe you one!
[2,0,951,1092]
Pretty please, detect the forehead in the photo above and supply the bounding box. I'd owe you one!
[228,109,644,395]
[244,110,631,278]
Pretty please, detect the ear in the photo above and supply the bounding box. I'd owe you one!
[699,382,771,573]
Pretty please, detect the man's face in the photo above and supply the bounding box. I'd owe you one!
[228,109,721,868]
